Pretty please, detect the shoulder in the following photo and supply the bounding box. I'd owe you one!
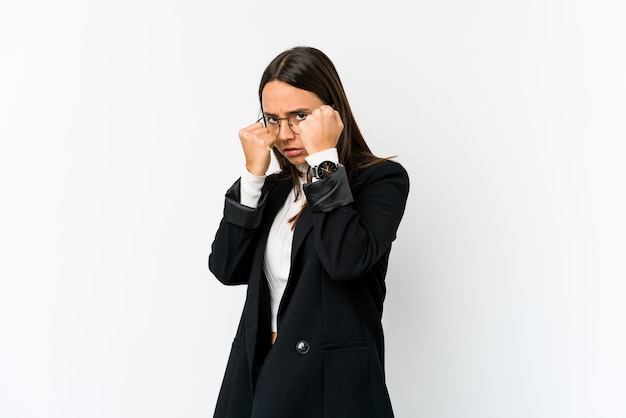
[348,160,410,206]
[353,159,409,189]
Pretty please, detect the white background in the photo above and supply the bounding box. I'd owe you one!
[1,0,625,417]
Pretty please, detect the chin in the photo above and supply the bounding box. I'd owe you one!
[286,156,307,165]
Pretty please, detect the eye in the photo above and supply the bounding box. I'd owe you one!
[293,112,308,122]
[266,116,279,125]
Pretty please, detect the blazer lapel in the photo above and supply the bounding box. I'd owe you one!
[245,178,291,387]
[291,205,313,265]
[273,204,313,329]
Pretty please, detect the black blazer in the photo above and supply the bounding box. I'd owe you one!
[209,160,409,418]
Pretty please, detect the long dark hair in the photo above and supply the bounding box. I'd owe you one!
[259,46,388,190]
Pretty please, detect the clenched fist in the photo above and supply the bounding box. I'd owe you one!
[239,121,276,176]
[298,105,344,155]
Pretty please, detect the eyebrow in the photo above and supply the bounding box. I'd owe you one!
[263,108,311,117]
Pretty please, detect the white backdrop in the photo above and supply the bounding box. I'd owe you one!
[1,1,625,417]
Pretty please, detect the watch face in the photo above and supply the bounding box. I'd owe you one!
[317,161,337,179]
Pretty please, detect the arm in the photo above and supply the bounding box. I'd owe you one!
[208,177,267,285]
[303,161,410,280]
[210,118,276,284]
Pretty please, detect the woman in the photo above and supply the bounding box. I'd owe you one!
[209,46,409,417]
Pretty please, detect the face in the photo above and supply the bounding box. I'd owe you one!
[261,80,324,165]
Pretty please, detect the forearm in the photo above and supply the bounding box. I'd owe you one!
[208,177,267,284]
[304,162,409,280]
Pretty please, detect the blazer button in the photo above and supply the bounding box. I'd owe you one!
[295,340,310,355]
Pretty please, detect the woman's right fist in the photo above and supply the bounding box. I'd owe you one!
[239,121,275,176]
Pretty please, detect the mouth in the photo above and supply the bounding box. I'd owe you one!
[282,148,303,158]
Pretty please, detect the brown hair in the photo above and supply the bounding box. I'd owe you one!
[259,46,388,192]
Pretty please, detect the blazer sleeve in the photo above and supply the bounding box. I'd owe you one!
[208,178,268,285]
[303,160,410,280]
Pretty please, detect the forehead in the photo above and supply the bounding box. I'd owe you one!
[261,81,323,114]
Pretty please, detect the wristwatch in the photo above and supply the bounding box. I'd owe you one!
[310,161,343,180]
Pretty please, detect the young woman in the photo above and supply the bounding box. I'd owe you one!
[209,46,409,417]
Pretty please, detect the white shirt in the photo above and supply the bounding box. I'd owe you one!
[239,148,339,332]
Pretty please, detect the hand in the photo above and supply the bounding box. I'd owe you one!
[239,121,275,176]
[298,105,344,154]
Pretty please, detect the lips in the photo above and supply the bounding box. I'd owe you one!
[283,148,302,157]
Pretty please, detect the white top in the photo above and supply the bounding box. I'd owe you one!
[239,148,339,332]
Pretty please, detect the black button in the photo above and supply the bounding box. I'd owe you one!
[295,340,310,355]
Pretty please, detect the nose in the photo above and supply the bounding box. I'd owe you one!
[275,119,295,141]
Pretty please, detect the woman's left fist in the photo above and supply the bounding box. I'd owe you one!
[298,105,344,154]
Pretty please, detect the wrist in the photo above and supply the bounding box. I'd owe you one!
[305,148,339,168]
[246,162,268,176]
[310,161,344,180]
